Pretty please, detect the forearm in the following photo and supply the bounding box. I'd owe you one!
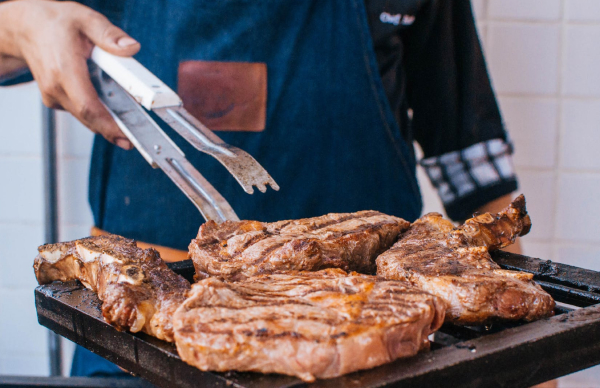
[475,193,514,215]
[0,1,28,77]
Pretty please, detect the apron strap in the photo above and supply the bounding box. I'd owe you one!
[91,227,189,263]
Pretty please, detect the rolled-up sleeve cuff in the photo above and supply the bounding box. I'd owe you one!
[420,138,518,221]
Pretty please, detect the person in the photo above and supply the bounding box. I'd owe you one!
[0,0,523,379]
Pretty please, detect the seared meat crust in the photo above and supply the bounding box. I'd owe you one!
[189,211,410,281]
[34,235,190,342]
[456,194,532,250]
[173,269,445,382]
[376,195,555,325]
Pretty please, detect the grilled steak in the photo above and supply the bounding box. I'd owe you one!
[34,235,190,342]
[173,268,445,382]
[189,211,410,281]
[376,195,555,325]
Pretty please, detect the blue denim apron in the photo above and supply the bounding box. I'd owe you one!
[74,0,422,376]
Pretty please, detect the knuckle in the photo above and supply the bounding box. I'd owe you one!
[48,68,62,82]
[60,2,86,23]
[100,24,121,42]
[69,4,106,31]
[104,134,118,144]
[61,1,79,9]
[75,101,96,124]
[40,81,61,99]
[63,1,90,16]
[41,96,58,109]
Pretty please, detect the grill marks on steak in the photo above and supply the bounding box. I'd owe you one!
[32,200,550,380]
[34,235,190,342]
[173,269,445,382]
[189,211,410,281]
[376,195,555,325]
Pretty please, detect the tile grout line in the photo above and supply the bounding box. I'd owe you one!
[485,18,600,26]
[551,0,567,262]
[520,238,600,248]
[0,154,91,160]
[497,94,600,101]
[515,166,600,174]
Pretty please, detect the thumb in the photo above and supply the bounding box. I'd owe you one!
[79,12,140,57]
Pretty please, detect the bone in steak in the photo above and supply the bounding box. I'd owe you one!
[173,268,445,382]
[34,234,190,342]
[376,195,555,325]
[189,210,410,281]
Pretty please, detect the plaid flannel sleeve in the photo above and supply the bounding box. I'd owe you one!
[419,138,518,221]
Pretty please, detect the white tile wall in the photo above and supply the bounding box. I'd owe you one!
[514,169,556,240]
[0,289,49,376]
[498,97,558,168]
[0,157,43,223]
[559,365,600,388]
[565,0,600,22]
[521,240,555,261]
[488,0,561,21]
[56,111,94,159]
[560,99,600,169]
[421,1,600,385]
[471,0,486,21]
[0,354,48,376]
[0,84,93,377]
[563,25,600,97]
[415,145,446,217]
[555,172,600,243]
[0,224,44,289]
[556,244,600,272]
[0,290,48,355]
[60,224,94,243]
[58,158,93,225]
[0,83,41,156]
[487,23,560,95]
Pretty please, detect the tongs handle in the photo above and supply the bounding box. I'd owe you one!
[90,47,181,109]
[90,48,229,152]
[89,62,240,223]
[91,47,279,196]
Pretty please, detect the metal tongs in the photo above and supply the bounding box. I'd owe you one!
[88,48,279,223]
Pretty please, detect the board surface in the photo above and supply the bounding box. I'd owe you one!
[36,255,600,388]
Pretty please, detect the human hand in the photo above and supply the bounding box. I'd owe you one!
[0,0,141,149]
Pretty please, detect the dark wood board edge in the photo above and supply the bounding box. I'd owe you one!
[35,283,600,388]
[35,285,302,388]
[34,252,600,388]
[308,304,600,388]
[492,251,600,293]
[35,287,232,388]
[0,376,154,388]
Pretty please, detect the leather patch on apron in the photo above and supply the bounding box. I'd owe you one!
[178,61,267,132]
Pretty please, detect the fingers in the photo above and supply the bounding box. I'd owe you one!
[39,55,133,150]
[62,59,133,149]
[77,8,140,57]
[39,82,65,111]
[37,62,133,150]
[17,1,137,150]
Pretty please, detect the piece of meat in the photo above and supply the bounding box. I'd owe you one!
[189,211,410,281]
[376,195,555,325]
[455,194,532,250]
[34,234,190,342]
[173,268,445,382]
